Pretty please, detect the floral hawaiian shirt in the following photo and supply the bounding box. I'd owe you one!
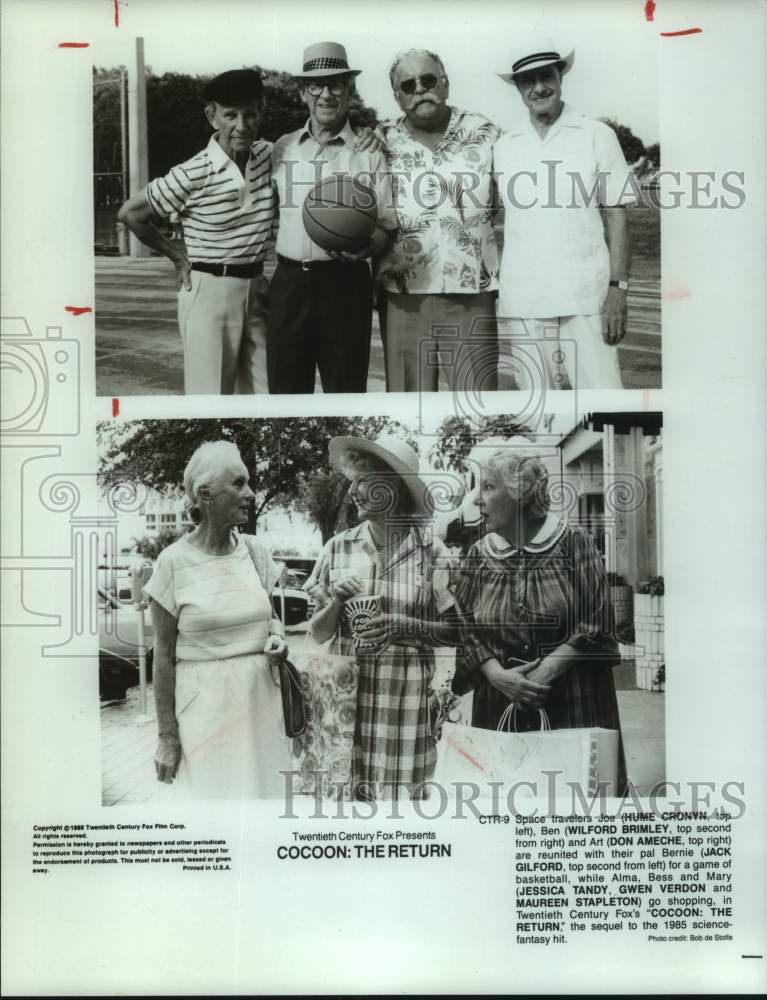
[376,107,501,295]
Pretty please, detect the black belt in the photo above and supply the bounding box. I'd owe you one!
[191,261,263,278]
[277,254,355,272]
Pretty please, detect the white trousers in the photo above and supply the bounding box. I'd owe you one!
[498,315,623,390]
[178,270,269,395]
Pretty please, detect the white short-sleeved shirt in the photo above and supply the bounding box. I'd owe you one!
[494,104,637,317]
[143,533,282,662]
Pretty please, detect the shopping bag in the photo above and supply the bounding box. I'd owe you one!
[497,705,619,796]
[289,650,358,798]
[435,706,618,798]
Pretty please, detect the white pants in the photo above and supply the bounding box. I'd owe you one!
[498,315,623,390]
[178,270,269,395]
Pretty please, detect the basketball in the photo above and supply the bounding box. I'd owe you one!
[302,175,377,253]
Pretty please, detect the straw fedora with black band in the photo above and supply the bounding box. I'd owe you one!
[294,41,361,80]
[498,43,574,84]
[329,434,432,515]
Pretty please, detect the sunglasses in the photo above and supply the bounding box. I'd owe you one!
[398,73,441,95]
[304,80,348,96]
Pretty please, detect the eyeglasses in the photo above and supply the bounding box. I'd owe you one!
[304,80,348,96]
[398,73,440,95]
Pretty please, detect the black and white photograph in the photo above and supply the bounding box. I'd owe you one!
[93,4,661,396]
[96,412,665,806]
[2,0,766,995]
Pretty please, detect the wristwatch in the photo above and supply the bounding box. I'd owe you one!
[609,279,629,291]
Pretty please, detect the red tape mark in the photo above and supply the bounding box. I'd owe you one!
[112,398,120,418]
[642,389,651,412]
[58,42,90,48]
[645,0,656,21]
[65,305,92,316]
[448,734,485,773]
[663,289,691,300]
[114,0,119,27]
[661,27,702,36]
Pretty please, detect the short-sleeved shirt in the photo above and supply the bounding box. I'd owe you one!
[143,533,282,661]
[493,104,637,316]
[376,107,501,295]
[305,520,454,653]
[271,119,396,263]
[305,519,456,795]
[145,134,275,265]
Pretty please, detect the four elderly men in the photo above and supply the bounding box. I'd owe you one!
[119,40,636,395]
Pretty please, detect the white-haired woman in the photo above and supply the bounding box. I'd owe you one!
[306,434,457,799]
[454,438,626,790]
[143,440,291,798]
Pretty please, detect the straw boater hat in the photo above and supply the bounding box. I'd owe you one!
[329,433,432,514]
[295,42,361,79]
[498,40,574,84]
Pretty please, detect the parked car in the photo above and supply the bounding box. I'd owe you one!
[98,586,154,701]
[272,555,317,579]
[270,570,314,627]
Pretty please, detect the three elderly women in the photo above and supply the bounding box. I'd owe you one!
[145,433,625,800]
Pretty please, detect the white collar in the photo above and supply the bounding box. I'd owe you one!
[206,133,257,172]
[484,514,567,558]
[506,102,583,139]
[298,118,357,148]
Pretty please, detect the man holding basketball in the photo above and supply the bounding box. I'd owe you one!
[268,42,396,394]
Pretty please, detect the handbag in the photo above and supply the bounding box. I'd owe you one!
[276,657,307,739]
[243,536,307,738]
[289,649,359,798]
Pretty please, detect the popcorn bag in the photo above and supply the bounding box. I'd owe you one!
[344,593,382,649]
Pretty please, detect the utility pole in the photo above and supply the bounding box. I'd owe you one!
[119,67,129,255]
[128,37,150,258]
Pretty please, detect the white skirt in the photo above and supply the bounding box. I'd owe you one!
[166,653,292,799]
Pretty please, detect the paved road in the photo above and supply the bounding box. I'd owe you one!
[95,256,661,396]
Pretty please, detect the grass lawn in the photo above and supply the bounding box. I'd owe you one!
[627,188,660,284]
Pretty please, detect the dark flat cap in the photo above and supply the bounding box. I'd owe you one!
[203,69,264,104]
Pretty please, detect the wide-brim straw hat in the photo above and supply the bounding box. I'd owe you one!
[498,42,574,83]
[295,41,361,79]
[329,433,432,515]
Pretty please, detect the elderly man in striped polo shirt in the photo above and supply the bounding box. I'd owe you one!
[118,69,274,395]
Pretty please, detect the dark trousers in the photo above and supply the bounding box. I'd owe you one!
[267,259,373,393]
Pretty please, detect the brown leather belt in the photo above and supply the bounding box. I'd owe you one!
[191,261,264,278]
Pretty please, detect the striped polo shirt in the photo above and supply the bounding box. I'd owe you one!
[145,134,275,265]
